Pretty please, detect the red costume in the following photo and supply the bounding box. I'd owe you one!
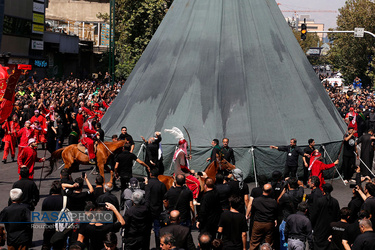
[17,145,43,179]
[81,119,97,160]
[310,154,335,190]
[76,111,84,134]
[93,103,104,121]
[30,115,47,143]
[17,125,34,156]
[2,120,20,161]
[346,109,358,137]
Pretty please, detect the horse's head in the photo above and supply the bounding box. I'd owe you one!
[219,158,236,171]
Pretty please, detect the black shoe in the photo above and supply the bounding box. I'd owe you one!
[12,158,15,162]
[2,159,6,164]
[89,159,96,165]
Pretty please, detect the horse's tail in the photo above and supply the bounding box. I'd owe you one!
[45,148,64,177]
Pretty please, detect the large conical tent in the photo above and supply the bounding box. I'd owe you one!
[101,0,346,178]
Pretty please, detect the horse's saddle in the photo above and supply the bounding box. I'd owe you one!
[77,142,98,155]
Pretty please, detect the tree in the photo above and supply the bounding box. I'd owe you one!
[114,0,173,79]
[328,0,375,87]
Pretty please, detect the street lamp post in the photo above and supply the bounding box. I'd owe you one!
[109,0,115,86]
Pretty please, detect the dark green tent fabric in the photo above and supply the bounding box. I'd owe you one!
[101,0,347,178]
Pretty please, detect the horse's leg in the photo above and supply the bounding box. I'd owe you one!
[97,161,106,182]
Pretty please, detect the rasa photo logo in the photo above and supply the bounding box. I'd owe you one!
[31,211,114,224]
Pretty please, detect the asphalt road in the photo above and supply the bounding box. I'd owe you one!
[0,145,355,249]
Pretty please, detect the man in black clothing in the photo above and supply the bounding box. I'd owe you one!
[163,174,195,228]
[276,177,304,249]
[221,138,235,165]
[358,129,374,177]
[145,168,167,249]
[329,207,351,250]
[206,139,221,163]
[270,138,310,178]
[362,182,375,227]
[93,175,104,200]
[284,202,313,250]
[97,182,120,211]
[141,132,164,175]
[303,138,315,185]
[352,219,375,250]
[118,127,135,152]
[160,210,195,250]
[41,181,63,250]
[228,168,249,215]
[78,203,125,250]
[95,122,105,142]
[196,178,222,238]
[311,183,340,250]
[56,118,64,150]
[115,143,149,210]
[218,195,248,250]
[215,173,231,210]
[306,176,322,219]
[249,184,278,250]
[342,127,358,183]
[342,210,371,250]
[11,166,40,211]
[277,177,304,221]
[62,173,94,211]
[0,188,32,250]
[123,190,152,250]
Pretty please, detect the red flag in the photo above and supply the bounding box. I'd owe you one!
[0,65,9,101]
[0,67,22,124]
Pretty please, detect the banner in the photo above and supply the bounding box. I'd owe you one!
[0,65,9,101]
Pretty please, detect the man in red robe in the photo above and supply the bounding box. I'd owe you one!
[346,107,358,137]
[2,115,20,163]
[309,151,339,190]
[17,138,45,179]
[17,121,34,156]
[81,116,98,164]
[76,108,84,134]
[30,109,47,144]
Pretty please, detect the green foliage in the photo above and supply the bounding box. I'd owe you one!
[114,0,172,79]
[292,30,320,54]
[328,0,375,87]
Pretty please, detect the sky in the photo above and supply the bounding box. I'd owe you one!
[277,0,347,29]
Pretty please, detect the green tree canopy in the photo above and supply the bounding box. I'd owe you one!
[114,0,172,79]
[328,0,375,87]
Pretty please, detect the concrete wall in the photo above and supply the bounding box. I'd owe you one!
[46,0,109,22]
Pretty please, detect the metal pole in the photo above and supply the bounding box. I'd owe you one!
[354,147,375,177]
[308,30,375,38]
[250,147,258,187]
[109,0,115,86]
[321,145,346,185]
[109,0,112,84]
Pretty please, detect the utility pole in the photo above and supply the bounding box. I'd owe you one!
[109,0,115,86]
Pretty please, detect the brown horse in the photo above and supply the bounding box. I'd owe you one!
[47,140,126,180]
[158,158,236,190]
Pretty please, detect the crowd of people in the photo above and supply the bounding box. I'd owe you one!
[1,75,375,250]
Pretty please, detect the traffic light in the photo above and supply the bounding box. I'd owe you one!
[301,23,307,40]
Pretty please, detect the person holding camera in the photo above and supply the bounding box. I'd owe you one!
[276,177,304,250]
[62,173,94,211]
